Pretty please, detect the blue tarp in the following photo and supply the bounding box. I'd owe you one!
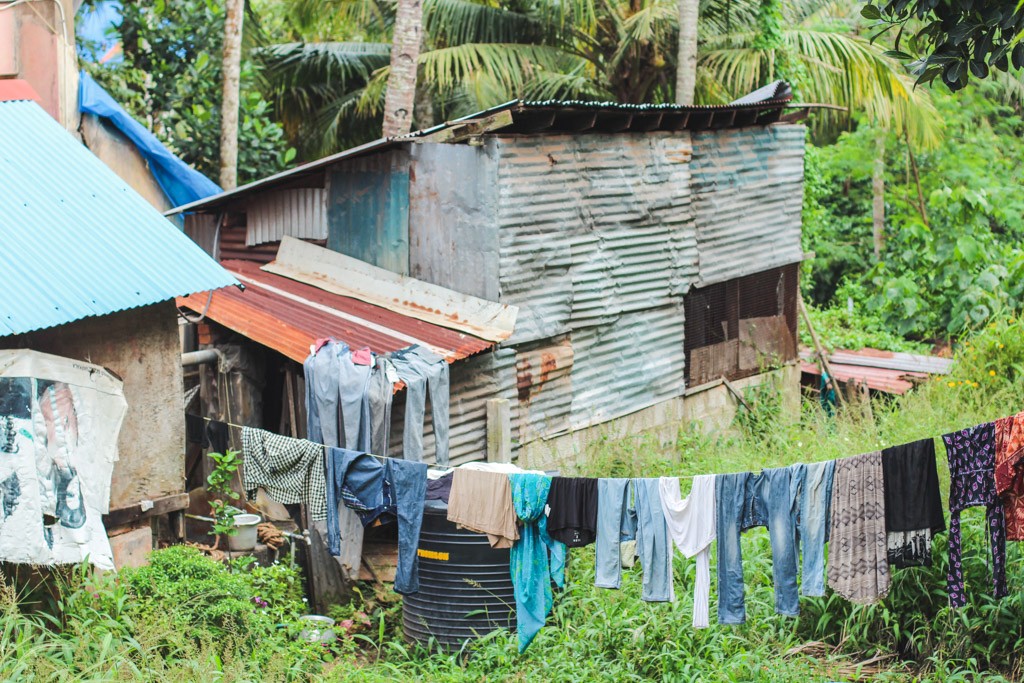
[78,71,221,207]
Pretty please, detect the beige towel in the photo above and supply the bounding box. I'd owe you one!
[447,468,519,548]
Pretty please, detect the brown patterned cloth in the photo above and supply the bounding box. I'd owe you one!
[827,452,890,604]
[994,412,1024,540]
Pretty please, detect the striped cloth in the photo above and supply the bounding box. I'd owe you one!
[827,451,890,604]
[242,427,327,520]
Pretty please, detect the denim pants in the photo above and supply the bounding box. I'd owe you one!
[794,460,835,597]
[310,341,346,447]
[633,478,674,602]
[338,349,372,452]
[716,468,800,624]
[367,359,394,457]
[325,448,427,595]
[391,346,450,467]
[595,478,637,589]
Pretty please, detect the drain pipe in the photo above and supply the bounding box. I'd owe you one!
[182,348,222,367]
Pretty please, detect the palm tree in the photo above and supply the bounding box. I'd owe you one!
[255,0,942,157]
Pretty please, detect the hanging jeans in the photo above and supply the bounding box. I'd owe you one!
[716,468,800,624]
[367,359,395,457]
[302,352,321,444]
[632,478,674,602]
[325,448,427,595]
[391,345,450,467]
[310,341,346,448]
[595,478,637,589]
[338,349,372,452]
[793,460,835,597]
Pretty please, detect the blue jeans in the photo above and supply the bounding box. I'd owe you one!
[338,349,372,452]
[309,341,347,447]
[303,352,321,443]
[391,346,450,467]
[716,468,800,624]
[367,359,394,456]
[595,478,637,589]
[633,478,674,602]
[325,448,427,595]
[793,460,835,597]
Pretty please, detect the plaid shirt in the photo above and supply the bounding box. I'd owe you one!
[242,427,327,520]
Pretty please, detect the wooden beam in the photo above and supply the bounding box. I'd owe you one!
[721,376,753,412]
[486,398,512,464]
[797,293,845,408]
[103,492,190,528]
[415,110,514,144]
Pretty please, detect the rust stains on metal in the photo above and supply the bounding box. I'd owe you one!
[799,347,947,395]
[177,260,494,364]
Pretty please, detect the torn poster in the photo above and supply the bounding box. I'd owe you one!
[0,350,126,570]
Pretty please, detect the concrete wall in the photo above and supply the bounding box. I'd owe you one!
[519,363,800,472]
[80,114,172,214]
[1,303,186,509]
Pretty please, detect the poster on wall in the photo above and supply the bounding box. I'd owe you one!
[0,350,127,570]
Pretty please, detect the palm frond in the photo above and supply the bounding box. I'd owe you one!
[418,43,574,100]
[424,0,549,47]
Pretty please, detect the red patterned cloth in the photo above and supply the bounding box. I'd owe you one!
[994,412,1024,540]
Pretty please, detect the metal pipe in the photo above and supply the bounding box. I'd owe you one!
[181,348,222,367]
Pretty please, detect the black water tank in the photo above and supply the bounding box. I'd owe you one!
[403,504,515,650]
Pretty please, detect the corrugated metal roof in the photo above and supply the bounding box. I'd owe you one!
[0,97,237,337]
[828,348,954,375]
[177,260,494,364]
[799,347,946,395]
[168,82,793,216]
[246,188,327,246]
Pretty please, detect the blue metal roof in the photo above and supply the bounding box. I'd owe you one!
[0,97,238,337]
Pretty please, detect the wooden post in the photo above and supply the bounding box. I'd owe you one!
[486,398,512,464]
[798,294,845,408]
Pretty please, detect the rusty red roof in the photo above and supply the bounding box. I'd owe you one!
[177,260,494,364]
[799,347,942,395]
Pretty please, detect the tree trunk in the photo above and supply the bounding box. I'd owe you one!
[219,0,244,190]
[675,0,699,104]
[382,0,423,138]
[872,131,886,261]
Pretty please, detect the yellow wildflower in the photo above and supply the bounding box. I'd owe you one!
[999,343,1005,349]
[990,370,997,376]
[948,381,957,387]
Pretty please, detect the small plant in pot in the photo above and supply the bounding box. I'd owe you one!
[205,449,259,550]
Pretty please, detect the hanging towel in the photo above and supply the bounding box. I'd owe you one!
[881,438,945,568]
[827,452,890,604]
[447,468,519,548]
[241,427,327,520]
[659,475,715,627]
[995,411,1024,541]
[509,473,566,653]
[546,476,598,547]
[943,423,1007,607]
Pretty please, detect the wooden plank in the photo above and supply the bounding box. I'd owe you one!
[103,492,189,528]
[486,398,512,464]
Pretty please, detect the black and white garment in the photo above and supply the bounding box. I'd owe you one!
[881,438,945,568]
[242,427,327,519]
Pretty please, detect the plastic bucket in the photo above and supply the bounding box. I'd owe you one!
[227,513,262,551]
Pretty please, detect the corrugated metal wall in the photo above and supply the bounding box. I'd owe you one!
[408,143,501,301]
[690,124,806,286]
[493,133,698,345]
[246,188,327,246]
[327,149,411,275]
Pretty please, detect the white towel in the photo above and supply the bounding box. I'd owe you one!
[659,475,717,628]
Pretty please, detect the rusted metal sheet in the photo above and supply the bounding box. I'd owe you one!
[516,337,574,444]
[246,188,327,246]
[177,260,494,364]
[407,142,501,301]
[690,124,806,286]
[738,315,796,371]
[829,348,954,375]
[264,237,517,343]
[326,148,410,275]
[493,133,698,345]
[800,360,926,395]
[690,339,740,387]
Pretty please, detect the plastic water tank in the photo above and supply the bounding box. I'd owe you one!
[402,504,515,650]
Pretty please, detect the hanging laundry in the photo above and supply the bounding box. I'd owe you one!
[827,452,889,604]
[351,347,373,366]
[546,477,598,547]
[943,423,1007,607]
[659,475,715,627]
[633,478,674,603]
[792,460,834,596]
[338,347,373,452]
[881,438,945,568]
[425,471,453,503]
[446,468,519,548]
[367,358,396,457]
[716,468,800,624]
[994,411,1024,540]
[390,345,450,467]
[307,340,346,448]
[594,478,637,590]
[324,448,427,595]
[205,419,230,455]
[241,427,327,519]
[509,473,566,653]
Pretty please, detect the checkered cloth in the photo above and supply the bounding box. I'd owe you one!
[242,427,327,520]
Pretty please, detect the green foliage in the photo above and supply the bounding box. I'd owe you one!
[81,0,295,186]
[801,298,932,354]
[206,449,243,539]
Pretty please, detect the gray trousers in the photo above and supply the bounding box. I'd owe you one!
[391,346,450,467]
[367,359,394,457]
[338,350,372,452]
[310,341,346,448]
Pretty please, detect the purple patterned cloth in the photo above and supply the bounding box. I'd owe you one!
[943,423,1007,608]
